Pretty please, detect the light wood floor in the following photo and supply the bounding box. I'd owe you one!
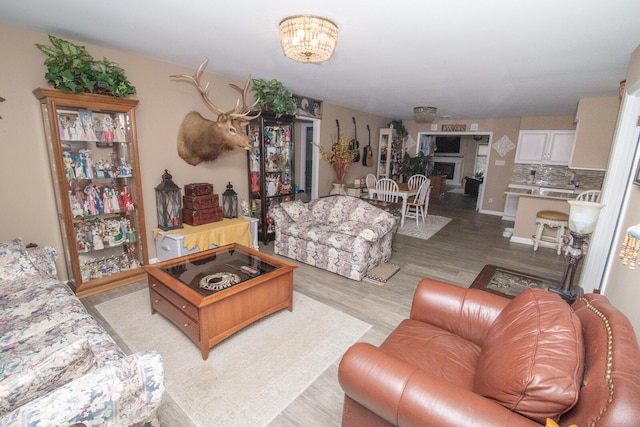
[82,192,575,427]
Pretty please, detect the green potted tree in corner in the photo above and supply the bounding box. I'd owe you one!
[251,78,297,118]
[400,151,432,178]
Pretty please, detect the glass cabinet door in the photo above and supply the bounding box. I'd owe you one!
[35,88,148,297]
[247,113,296,244]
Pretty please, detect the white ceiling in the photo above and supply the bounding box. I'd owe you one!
[2,0,639,121]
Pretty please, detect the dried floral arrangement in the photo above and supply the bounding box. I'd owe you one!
[314,132,357,182]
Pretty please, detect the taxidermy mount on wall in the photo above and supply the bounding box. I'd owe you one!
[171,59,260,166]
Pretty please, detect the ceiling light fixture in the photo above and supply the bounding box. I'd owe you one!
[414,106,437,123]
[279,15,338,64]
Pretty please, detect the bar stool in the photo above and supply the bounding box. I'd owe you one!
[532,210,569,255]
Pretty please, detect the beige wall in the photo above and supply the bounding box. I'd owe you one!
[520,115,576,131]
[0,23,388,273]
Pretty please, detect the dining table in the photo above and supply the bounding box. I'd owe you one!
[368,182,417,227]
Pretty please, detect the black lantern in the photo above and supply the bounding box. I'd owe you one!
[222,181,238,218]
[155,169,183,230]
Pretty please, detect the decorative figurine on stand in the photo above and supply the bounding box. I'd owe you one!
[81,113,97,141]
[63,151,75,180]
[80,149,94,179]
[121,186,135,211]
[69,190,84,217]
[102,115,115,143]
[114,116,126,142]
[84,186,98,215]
[93,117,103,141]
[102,187,112,214]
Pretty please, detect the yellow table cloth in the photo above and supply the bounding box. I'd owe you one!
[154,218,252,251]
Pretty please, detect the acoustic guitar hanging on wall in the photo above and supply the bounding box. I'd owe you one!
[362,124,374,166]
[351,117,361,163]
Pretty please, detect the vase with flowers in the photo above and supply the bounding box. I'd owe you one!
[314,132,357,194]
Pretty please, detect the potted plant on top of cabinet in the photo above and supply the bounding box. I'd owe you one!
[36,34,136,97]
[251,78,297,117]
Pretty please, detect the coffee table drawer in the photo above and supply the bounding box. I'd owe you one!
[150,288,200,343]
[149,280,198,320]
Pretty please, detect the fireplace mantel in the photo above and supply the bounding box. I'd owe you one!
[433,156,464,185]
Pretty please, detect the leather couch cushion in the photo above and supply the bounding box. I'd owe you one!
[473,288,584,424]
[380,319,481,389]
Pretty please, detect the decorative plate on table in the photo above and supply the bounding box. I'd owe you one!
[199,272,241,291]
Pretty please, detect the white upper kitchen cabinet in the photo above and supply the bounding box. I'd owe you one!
[515,130,575,165]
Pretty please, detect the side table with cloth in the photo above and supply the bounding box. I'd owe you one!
[153,218,252,261]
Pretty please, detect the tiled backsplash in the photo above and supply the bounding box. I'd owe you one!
[511,164,605,189]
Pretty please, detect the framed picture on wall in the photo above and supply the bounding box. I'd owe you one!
[293,95,322,119]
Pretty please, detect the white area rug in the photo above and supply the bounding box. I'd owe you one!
[96,289,371,427]
[397,215,452,240]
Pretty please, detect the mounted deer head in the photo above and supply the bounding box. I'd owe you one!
[171,59,260,166]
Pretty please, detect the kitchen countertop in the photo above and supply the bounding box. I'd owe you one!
[504,188,577,200]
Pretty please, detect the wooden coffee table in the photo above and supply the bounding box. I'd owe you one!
[470,264,559,299]
[143,243,297,360]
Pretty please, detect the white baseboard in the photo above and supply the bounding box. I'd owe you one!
[149,257,158,264]
[478,209,504,216]
[509,236,559,250]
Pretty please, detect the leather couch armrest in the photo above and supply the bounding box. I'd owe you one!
[339,343,538,427]
[410,278,511,346]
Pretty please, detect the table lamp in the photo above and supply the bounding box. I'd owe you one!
[550,200,604,303]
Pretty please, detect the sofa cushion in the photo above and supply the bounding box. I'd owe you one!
[0,338,96,416]
[25,245,58,278]
[280,200,314,223]
[380,319,482,390]
[0,238,38,281]
[333,221,378,241]
[473,288,584,424]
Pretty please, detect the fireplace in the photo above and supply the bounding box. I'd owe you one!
[433,156,464,185]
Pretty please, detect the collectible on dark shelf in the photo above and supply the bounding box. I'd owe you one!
[247,112,296,244]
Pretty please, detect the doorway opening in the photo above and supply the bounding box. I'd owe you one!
[416,132,492,211]
[296,119,320,200]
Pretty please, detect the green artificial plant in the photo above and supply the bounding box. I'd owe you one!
[400,151,432,177]
[251,78,297,117]
[36,35,136,97]
[387,119,408,139]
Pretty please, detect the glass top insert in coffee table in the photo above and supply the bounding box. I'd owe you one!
[161,245,279,296]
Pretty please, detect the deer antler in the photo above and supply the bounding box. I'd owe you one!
[229,78,260,120]
[171,58,260,121]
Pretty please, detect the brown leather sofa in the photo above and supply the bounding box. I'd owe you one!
[338,278,640,426]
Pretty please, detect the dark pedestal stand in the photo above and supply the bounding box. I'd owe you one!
[549,231,588,304]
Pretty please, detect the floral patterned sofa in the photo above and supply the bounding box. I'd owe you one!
[269,196,397,281]
[0,238,165,426]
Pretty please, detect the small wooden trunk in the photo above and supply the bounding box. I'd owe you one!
[183,194,219,210]
[182,207,223,225]
[184,183,214,196]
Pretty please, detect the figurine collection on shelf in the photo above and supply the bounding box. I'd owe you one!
[58,110,128,145]
[68,183,135,217]
[74,216,138,253]
[79,247,141,282]
[63,150,132,181]
[249,124,293,198]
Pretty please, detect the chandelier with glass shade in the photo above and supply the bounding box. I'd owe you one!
[279,15,338,64]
